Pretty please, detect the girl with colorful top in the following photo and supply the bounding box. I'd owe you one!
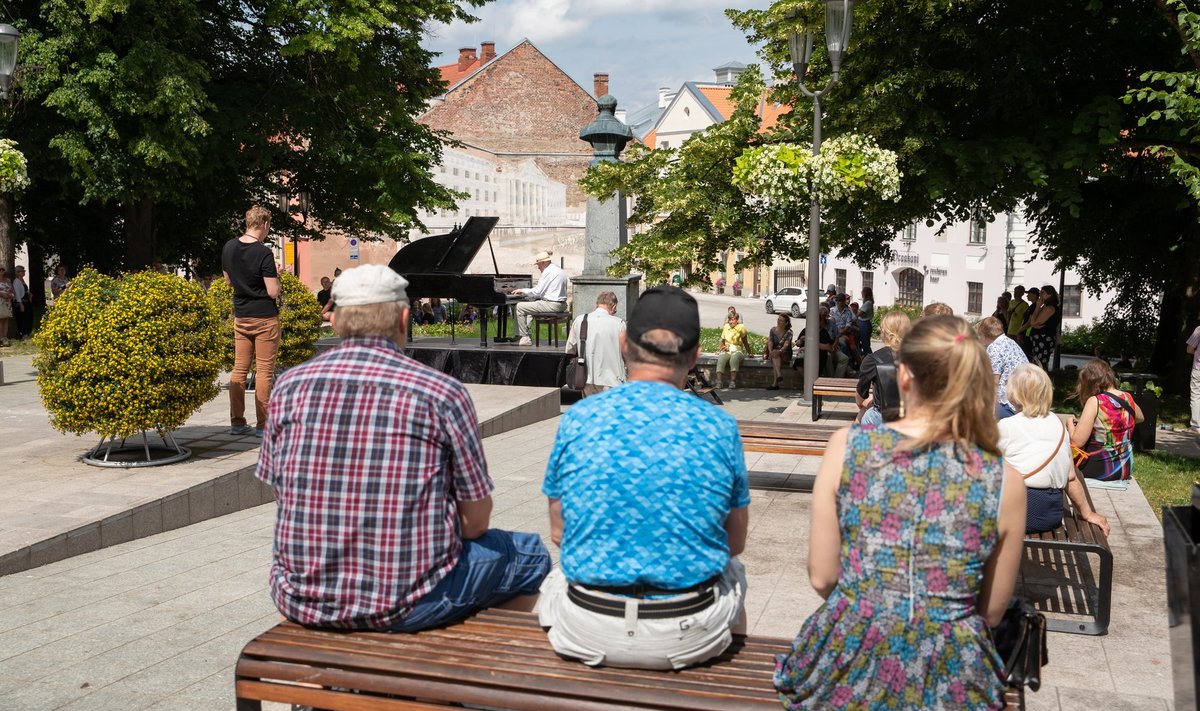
[776,316,1025,710]
[1068,358,1143,481]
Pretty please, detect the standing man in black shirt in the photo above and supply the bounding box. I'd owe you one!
[221,205,281,436]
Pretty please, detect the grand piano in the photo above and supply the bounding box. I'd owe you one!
[388,216,532,347]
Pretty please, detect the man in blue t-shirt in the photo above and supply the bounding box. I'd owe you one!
[537,285,750,670]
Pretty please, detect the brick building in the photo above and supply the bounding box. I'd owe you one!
[301,39,606,287]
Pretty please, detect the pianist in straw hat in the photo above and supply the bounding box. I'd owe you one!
[511,250,568,346]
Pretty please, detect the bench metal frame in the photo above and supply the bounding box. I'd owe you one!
[810,377,858,421]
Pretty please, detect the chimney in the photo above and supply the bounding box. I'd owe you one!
[658,86,676,109]
[593,73,609,98]
[480,41,496,62]
[457,47,477,71]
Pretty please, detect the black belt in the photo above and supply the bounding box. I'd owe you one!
[579,574,721,598]
[566,577,720,620]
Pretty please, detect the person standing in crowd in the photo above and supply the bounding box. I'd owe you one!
[221,205,281,437]
[1188,323,1200,436]
[714,310,751,389]
[1069,358,1143,481]
[823,284,838,310]
[798,306,849,378]
[854,310,911,426]
[1007,285,1027,338]
[991,293,1010,332]
[538,285,749,670]
[0,266,12,345]
[857,287,875,357]
[11,265,31,338]
[565,291,626,396]
[976,316,1028,419]
[258,264,551,632]
[1027,285,1060,369]
[765,314,794,391]
[1016,286,1040,359]
[50,264,70,302]
[776,316,1024,710]
[1000,364,1110,536]
[513,251,568,346]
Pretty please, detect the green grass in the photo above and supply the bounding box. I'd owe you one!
[1136,450,1198,522]
[0,338,37,358]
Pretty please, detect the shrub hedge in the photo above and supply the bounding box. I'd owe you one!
[208,272,322,370]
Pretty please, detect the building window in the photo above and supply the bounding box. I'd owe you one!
[896,268,924,308]
[1063,285,1082,317]
[967,281,983,314]
[835,268,847,294]
[903,224,917,241]
[660,141,670,149]
[452,167,459,176]
[969,216,986,244]
[861,271,874,294]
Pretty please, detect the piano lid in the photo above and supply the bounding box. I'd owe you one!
[389,216,501,275]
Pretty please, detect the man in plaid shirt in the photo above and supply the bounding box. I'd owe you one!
[257,264,551,631]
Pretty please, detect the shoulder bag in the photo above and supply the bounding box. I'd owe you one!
[1021,421,1066,480]
[566,314,589,391]
[992,596,1049,692]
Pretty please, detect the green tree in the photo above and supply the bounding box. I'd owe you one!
[8,0,479,272]
[725,0,1197,379]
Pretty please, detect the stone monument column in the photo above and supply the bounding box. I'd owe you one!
[572,95,641,322]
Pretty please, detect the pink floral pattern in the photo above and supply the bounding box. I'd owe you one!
[774,425,1007,710]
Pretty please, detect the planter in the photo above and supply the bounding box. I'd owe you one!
[1131,389,1159,452]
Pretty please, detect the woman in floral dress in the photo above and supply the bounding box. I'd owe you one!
[775,315,1026,710]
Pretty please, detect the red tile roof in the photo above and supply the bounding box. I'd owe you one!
[438,59,483,88]
[695,85,791,133]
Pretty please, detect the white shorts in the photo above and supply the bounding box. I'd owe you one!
[535,558,747,670]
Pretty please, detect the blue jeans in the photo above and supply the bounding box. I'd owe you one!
[996,401,1017,420]
[860,406,883,426]
[389,529,551,632]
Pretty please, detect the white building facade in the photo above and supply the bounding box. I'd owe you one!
[812,211,1113,325]
[425,146,569,230]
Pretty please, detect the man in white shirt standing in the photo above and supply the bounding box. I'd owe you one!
[565,291,625,396]
[513,250,568,346]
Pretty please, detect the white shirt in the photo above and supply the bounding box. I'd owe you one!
[565,308,626,388]
[526,264,568,302]
[12,276,26,302]
[998,413,1072,489]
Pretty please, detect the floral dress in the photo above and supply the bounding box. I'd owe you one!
[775,425,1007,710]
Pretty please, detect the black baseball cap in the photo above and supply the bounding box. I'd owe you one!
[627,285,701,354]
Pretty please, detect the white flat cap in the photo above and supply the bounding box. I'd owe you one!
[331,264,409,307]
[533,250,553,263]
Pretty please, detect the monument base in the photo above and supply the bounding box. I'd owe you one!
[570,275,641,323]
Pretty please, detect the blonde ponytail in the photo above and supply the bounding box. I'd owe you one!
[896,315,1001,465]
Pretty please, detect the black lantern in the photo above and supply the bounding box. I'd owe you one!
[1005,239,1016,272]
[580,95,633,166]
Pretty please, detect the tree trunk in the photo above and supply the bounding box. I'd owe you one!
[124,197,156,270]
[0,193,13,274]
[1149,228,1200,388]
[27,240,46,331]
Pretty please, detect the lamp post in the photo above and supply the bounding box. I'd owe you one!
[790,0,854,402]
[277,189,309,279]
[0,23,18,283]
[0,24,18,101]
[1005,238,1016,288]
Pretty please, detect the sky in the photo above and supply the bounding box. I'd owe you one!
[422,0,775,112]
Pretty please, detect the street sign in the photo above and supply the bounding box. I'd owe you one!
[819,254,827,266]
[349,238,360,261]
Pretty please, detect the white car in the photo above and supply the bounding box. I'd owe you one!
[764,287,808,317]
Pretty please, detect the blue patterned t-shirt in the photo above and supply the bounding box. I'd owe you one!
[542,380,751,589]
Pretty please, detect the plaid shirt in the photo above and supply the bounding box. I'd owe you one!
[257,335,493,629]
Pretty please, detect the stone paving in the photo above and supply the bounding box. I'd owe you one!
[0,360,1182,710]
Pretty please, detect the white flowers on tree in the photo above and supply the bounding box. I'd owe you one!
[0,139,30,194]
[732,134,901,206]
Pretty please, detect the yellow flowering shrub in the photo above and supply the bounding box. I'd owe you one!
[34,268,224,438]
[208,271,322,370]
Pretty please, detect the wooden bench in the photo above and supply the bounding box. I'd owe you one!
[235,608,1026,710]
[737,420,838,492]
[811,377,858,421]
[235,608,789,710]
[1021,485,1112,635]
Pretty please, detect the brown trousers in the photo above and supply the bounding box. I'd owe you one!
[229,315,280,429]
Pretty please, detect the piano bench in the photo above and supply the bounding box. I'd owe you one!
[531,313,571,347]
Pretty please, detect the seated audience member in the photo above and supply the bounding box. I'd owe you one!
[316,276,332,309]
[538,285,750,670]
[714,310,751,389]
[976,316,1028,419]
[776,316,1024,709]
[855,310,911,425]
[1000,365,1110,535]
[429,297,448,324]
[798,306,849,378]
[257,264,551,632]
[766,314,794,390]
[1068,358,1144,481]
[923,302,954,317]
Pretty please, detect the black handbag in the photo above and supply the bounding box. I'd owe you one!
[565,314,588,391]
[992,597,1048,692]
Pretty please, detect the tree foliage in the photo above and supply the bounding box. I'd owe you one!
[7,0,482,271]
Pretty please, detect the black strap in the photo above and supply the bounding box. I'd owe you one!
[1097,391,1135,419]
